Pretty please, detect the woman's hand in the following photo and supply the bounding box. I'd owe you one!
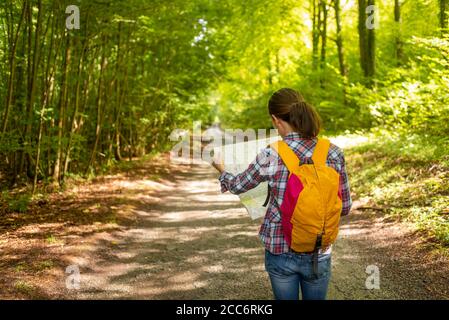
[212,160,225,173]
[211,149,225,174]
[199,142,224,174]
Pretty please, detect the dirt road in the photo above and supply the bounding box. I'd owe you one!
[1,158,448,299]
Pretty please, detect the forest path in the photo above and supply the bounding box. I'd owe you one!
[61,159,449,299]
[1,155,448,299]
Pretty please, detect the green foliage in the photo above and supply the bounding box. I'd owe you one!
[1,191,31,213]
[214,1,448,142]
[45,234,57,244]
[14,280,35,295]
[348,36,449,137]
[35,260,54,271]
[0,0,447,194]
[0,0,231,184]
[347,133,449,245]
[354,130,449,164]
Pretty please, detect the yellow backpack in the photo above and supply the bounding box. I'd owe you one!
[270,138,343,254]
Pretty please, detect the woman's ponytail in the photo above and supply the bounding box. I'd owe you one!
[268,88,322,138]
[289,101,321,139]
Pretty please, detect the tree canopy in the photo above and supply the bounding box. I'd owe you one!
[0,0,448,189]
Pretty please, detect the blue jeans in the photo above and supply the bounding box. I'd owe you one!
[264,250,331,300]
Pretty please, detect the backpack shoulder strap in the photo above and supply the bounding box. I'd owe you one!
[311,138,330,165]
[270,140,301,175]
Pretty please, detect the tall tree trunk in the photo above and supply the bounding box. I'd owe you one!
[104,72,114,164]
[63,40,86,178]
[312,0,320,70]
[319,0,328,88]
[358,0,368,76]
[17,0,33,177]
[87,45,107,173]
[52,33,71,184]
[440,0,448,35]
[78,51,96,135]
[114,22,123,161]
[1,1,27,134]
[266,51,273,85]
[358,0,375,82]
[63,14,90,178]
[44,13,63,179]
[25,0,43,180]
[394,0,404,65]
[13,32,27,184]
[366,0,376,79]
[32,0,51,195]
[333,0,349,103]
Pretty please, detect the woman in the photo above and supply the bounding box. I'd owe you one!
[211,88,352,300]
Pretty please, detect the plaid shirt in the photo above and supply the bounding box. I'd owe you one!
[219,132,352,254]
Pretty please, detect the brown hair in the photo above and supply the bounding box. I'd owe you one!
[268,88,322,139]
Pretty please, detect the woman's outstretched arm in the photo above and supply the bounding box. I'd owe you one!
[213,148,272,195]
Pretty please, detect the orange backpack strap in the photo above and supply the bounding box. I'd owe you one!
[311,138,330,165]
[270,140,301,175]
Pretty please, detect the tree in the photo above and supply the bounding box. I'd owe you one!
[24,0,43,179]
[358,0,368,76]
[358,0,376,82]
[320,0,329,88]
[332,0,348,101]
[87,41,107,174]
[52,32,71,184]
[312,0,321,70]
[440,0,448,35]
[366,0,376,78]
[394,0,404,65]
[1,0,447,191]
[1,1,26,134]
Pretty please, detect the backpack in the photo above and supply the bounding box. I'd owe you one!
[266,138,343,254]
